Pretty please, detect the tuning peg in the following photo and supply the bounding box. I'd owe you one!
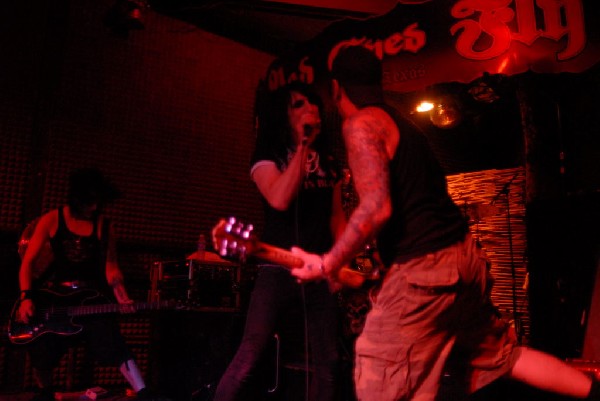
[242,224,253,239]
[234,221,245,236]
[226,217,237,233]
[218,238,228,257]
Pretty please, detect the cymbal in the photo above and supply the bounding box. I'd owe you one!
[187,250,234,265]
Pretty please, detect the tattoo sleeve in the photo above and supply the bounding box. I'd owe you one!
[328,112,392,273]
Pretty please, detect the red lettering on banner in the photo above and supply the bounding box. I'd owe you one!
[451,0,586,61]
[267,24,426,91]
[267,56,315,91]
[327,23,427,70]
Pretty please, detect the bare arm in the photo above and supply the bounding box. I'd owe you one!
[291,110,393,282]
[324,113,392,275]
[17,212,55,323]
[103,219,132,305]
[252,143,311,211]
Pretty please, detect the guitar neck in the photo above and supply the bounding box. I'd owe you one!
[252,241,366,289]
[213,218,371,289]
[252,242,303,269]
[67,300,173,317]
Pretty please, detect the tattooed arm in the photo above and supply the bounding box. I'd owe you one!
[292,107,396,282]
[325,110,393,275]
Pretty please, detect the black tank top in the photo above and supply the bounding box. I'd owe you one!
[47,208,108,290]
[376,104,468,266]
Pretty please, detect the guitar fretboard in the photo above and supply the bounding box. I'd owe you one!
[43,300,177,317]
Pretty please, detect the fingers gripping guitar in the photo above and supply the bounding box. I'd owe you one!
[212,217,371,288]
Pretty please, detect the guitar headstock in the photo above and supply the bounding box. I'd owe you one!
[212,217,257,263]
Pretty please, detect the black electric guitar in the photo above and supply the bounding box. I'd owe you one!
[8,288,185,345]
[212,217,379,289]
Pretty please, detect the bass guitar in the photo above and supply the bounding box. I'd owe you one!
[212,217,378,289]
[8,288,184,345]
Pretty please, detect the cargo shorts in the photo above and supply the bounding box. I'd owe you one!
[354,235,518,401]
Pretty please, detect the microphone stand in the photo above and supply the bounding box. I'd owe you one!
[492,172,522,343]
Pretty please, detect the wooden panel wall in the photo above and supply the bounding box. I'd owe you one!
[447,167,529,342]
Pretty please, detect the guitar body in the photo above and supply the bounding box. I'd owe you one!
[8,288,183,345]
[8,288,111,345]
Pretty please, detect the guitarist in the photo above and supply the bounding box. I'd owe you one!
[213,82,346,401]
[16,168,162,401]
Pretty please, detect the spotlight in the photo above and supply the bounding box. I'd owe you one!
[415,101,435,113]
[430,101,461,129]
[104,0,147,35]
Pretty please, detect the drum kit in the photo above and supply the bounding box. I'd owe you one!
[148,249,254,311]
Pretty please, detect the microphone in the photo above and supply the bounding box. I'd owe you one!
[303,124,313,138]
[302,123,320,145]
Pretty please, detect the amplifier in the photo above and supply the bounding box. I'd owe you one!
[148,257,242,310]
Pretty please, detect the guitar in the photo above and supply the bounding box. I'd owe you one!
[211,217,378,289]
[8,288,185,345]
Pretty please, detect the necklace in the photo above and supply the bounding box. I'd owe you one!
[305,150,320,174]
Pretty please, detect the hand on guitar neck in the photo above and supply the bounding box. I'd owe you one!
[212,217,377,289]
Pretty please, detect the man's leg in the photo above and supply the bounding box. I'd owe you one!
[508,347,593,398]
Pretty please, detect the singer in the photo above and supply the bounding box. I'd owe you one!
[212,81,346,401]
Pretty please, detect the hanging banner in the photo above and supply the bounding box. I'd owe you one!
[264,0,600,93]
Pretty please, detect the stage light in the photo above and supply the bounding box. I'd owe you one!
[416,101,435,113]
[430,100,461,129]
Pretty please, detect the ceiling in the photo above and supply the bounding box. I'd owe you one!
[148,0,400,55]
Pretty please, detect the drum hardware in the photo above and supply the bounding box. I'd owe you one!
[148,257,245,310]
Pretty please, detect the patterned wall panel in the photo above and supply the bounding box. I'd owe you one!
[0,100,34,233]
[0,3,44,233]
[28,0,274,255]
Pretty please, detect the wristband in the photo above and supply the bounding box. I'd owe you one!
[20,290,32,300]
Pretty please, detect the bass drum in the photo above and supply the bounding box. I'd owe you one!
[18,217,54,279]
